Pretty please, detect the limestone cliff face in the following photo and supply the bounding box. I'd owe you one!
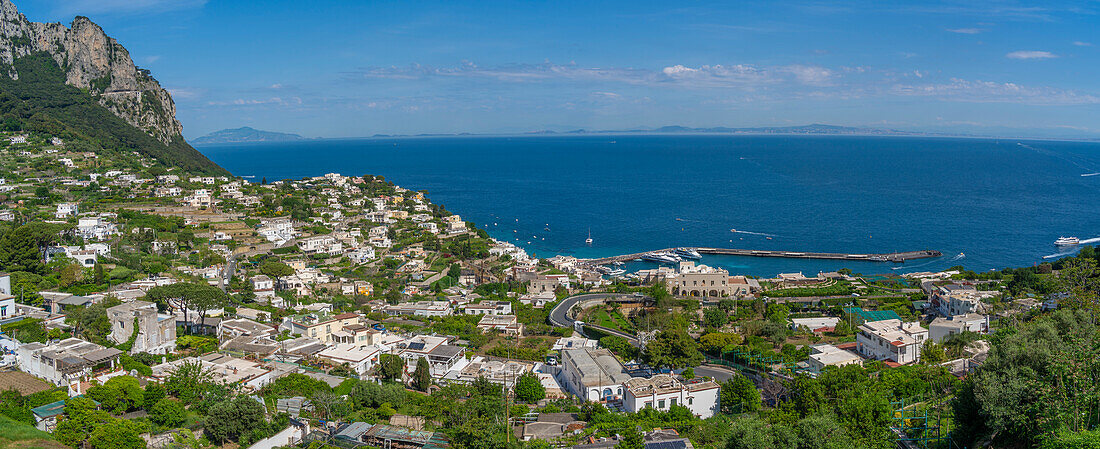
[0,0,184,143]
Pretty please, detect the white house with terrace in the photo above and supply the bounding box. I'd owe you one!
[856,319,929,365]
[622,374,721,418]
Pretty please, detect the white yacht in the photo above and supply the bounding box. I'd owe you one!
[642,251,680,264]
[585,229,593,245]
[1055,236,1080,246]
[672,247,702,259]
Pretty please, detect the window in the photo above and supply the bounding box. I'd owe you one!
[658,400,666,409]
[670,398,677,407]
[688,397,693,405]
[645,401,652,408]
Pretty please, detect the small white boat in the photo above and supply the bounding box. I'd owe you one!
[585,228,593,245]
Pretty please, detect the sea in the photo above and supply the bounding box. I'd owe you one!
[197,135,1100,277]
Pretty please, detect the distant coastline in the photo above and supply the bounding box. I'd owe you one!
[193,127,1100,146]
[192,126,309,145]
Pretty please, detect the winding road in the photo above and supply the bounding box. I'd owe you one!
[548,293,645,344]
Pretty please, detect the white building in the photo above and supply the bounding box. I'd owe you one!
[76,216,117,241]
[856,319,929,365]
[666,261,732,298]
[16,338,123,387]
[463,301,513,316]
[928,314,987,343]
[383,301,453,317]
[317,343,382,376]
[55,203,78,219]
[806,344,863,374]
[107,301,176,354]
[560,348,633,402]
[622,374,721,418]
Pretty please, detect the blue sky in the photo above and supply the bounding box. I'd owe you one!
[17,0,1100,138]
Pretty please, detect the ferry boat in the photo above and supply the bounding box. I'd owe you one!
[1055,236,1080,246]
[607,268,626,276]
[641,252,680,264]
[672,248,702,259]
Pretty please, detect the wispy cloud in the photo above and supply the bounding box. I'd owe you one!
[1073,41,1094,47]
[142,55,161,65]
[46,0,207,16]
[946,27,984,34]
[1006,50,1058,60]
[206,97,303,107]
[350,61,838,89]
[892,79,1100,105]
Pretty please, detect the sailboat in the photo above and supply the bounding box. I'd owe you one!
[585,229,593,245]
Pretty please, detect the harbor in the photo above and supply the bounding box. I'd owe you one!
[584,247,943,266]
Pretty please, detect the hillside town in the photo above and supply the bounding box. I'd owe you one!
[1,129,1099,449]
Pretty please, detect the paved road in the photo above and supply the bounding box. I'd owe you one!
[548,293,643,344]
[695,364,739,382]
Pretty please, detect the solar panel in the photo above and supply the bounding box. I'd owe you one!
[408,342,426,351]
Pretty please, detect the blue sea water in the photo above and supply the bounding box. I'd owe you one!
[197,135,1100,277]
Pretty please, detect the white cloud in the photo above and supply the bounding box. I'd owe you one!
[48,0,207,16]
[1006,50,1058,60]
[142,55,161,64]
[784,65,834,85]
[166,87,199,99]
[946,28,983,34]
[892,78,1100,105]
[1073,41,1093,47]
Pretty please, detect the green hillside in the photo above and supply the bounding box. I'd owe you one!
[0,53,227,175]
[0,414,67,449]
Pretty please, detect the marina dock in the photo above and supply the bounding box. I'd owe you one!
[584,248,942,266]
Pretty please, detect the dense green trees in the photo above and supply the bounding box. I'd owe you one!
[55,396,147,449]
[953,309,1100,447]
[644,328,704,369]
[350,380,407,409]
[413,357,432,391]
[145,283,227,332]
[204,396,266,444]
[0,53,227,174]
[719,376,761,414]
[0,222,64,274]
[376,353,405,381]
[514,372,546,403]
[259,261,294,288]
[87,375,144,414]
[150,398,186,427]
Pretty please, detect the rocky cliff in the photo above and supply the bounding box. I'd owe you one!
[0,0,183,144]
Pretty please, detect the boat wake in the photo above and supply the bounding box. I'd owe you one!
[730,229,777,237]
[891,252,957,271]
[1019,142,1100,177]
[1043,250,1078,260]
[1042,237,1099,259]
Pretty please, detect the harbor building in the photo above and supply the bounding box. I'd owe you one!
[666,261,732,297]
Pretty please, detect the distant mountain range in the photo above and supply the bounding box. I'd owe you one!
[531,123,924,136]
[192,127,307,145]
